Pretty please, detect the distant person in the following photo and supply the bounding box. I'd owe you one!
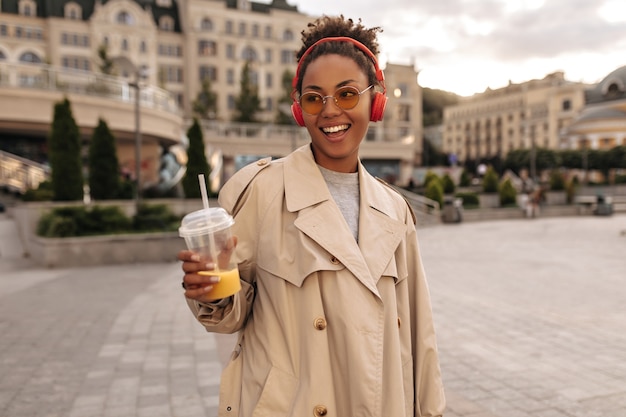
[177,15,445,417]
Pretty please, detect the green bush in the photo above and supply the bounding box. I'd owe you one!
[424,180,444,207]
[36,204,180,237]
[459,170,471,187]
[499,178,517,206]
[22,181,54,201]
[549,170,566,191]
[455,192,479,208]
[441,174,455,194]
[133,204,180,232]
[482,167,500,193]
[423,171,440,189]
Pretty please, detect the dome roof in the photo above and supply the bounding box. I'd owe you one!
[586,65,626,104]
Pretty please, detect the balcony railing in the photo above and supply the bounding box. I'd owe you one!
[0,62,179,114]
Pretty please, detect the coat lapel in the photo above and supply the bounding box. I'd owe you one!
[284,146,405,299]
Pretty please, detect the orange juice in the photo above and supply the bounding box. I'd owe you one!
[198,267,241,300]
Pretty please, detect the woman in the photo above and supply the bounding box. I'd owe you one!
[179,15,446,417]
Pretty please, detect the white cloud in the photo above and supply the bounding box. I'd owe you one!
[287,0,626,95]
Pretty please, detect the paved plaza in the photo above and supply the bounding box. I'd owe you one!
[1,213,625,417]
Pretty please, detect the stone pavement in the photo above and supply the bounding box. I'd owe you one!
[1,213,625,417]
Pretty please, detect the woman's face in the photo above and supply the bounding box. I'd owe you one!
[300,54,371,173]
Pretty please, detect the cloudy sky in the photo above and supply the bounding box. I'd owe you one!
[288,0,626,96]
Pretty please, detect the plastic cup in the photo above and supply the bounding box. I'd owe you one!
[179,207,241,300]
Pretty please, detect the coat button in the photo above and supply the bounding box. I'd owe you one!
[330,256,339,264]
[314,317,327,330]
[313,405,328,416]
[257,159,268,166]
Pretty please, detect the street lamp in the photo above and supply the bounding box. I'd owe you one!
[129,68,147,207]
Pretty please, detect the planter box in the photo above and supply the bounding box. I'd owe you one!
[479,193,500,208]
[545,191,567,206]
[30,232,186,268]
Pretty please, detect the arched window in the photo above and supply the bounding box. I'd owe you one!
[283,29,294,41]
[19,0,37,16]
[159,16,174,31]
[241,46,257,62]
[201,18,213,31]
[117,11,134,25]
[64,2,82,19]
[19,51,42,63]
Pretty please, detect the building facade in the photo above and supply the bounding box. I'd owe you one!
[441,71,588,164]
[562,66,626,151]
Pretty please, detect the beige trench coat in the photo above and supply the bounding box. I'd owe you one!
[187,145,445,417]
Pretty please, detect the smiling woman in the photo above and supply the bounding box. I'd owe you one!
[178,14,446,417]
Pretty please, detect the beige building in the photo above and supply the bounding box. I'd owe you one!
[442,71,588,164]
[562,66,626,150]
[0,0,311,120]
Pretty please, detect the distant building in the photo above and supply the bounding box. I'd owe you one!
[441,71,588,164]
[561,66,626,150]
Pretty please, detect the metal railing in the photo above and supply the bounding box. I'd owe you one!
[0,62,179,114]
[0,151,50,194]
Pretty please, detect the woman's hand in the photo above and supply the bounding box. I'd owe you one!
[178,250,219,301]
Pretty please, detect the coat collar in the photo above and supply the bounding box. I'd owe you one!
[284,145,406,298]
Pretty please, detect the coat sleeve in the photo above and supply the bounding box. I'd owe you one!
[405,209,446,417]
[186,158,272,334]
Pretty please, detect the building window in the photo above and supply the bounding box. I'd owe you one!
[227,68,234,85]
[198,40,217,56]
[62,56,91,71]
[161,65,183,83]
[201,18,213,31]
[159,16,174,31]
[265,48,272,63]
[398,104,410,122]
[242,46,257,62]
[0,25,7,37]
[140,40,147,53]
[264,25,272,39]
[239,22,246,36]
[281,49,294,64]
[265,73,272,88]
[64,2,82,19]
[562,99,571,111]
[283,29,294,41]
[117,11,134,25]
[19,0,37,16]
[252,24,259,37]
[199,65,217,82]
[225,20,233,34]
[228,94,235,110]
[266,97,273,111]
[122,38,128,51]
[226,44,235,59]
[19,51,42,63]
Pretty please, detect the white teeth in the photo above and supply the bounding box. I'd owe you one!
[322,124,349,133]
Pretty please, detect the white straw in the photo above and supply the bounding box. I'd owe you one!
[198,174,210,210]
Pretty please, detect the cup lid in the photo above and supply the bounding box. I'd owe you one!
[178,207,234,237]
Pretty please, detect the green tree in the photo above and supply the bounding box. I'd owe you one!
[482,166,499,193]
[424,179,444,207]
[182,118,211,198]
[88,119,120,200]
[441,173,455,194]
[48,98,84,201]
[233,60,262,123]
[275,69,295,125]
[192,77,218,120]
[97,44,114,75]
[499,178,517,206]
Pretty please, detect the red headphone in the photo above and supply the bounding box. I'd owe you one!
[291,36,387,127]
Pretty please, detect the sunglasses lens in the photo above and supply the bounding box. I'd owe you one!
[335,86,360,110]
[300,93,323,115]
[299,86,365,115]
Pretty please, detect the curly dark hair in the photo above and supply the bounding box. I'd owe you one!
[294,15,383,93]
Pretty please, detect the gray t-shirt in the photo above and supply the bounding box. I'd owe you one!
[318,165,360,241]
